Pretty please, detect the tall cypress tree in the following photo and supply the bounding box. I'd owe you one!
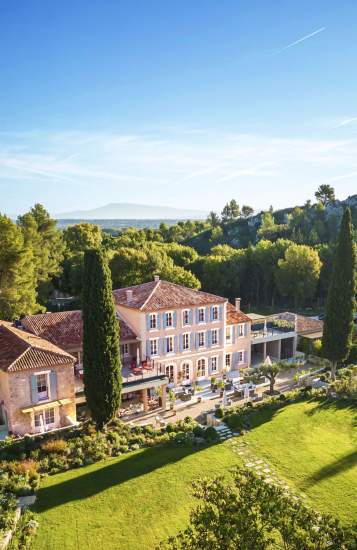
[82,248,122,427]
[322,207,356,379]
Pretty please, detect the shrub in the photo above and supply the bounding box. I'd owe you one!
[215,406,224,419]
[224,413,243,432]
[193,425,205,438]
[41,439,68,455]
[204,427,219,442]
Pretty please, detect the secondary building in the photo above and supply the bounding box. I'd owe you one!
[0,321,76,436]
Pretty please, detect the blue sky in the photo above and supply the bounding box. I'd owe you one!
[0,0,356,215]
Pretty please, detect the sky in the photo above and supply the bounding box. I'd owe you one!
[0,0,357,216]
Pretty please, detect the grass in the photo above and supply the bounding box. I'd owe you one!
[244,398,357,524]
[33,399,357,549]
[33,443,241,550]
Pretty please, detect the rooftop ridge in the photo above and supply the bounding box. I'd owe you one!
[140,279,161,311]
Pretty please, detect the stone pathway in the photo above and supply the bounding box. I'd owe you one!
[226,437,292,491]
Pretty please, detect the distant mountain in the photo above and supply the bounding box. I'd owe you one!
[55,203,207,220]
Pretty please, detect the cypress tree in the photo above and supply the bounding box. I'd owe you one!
[322,208,356,379]
[82,248,122,427]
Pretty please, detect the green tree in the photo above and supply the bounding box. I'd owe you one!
[63,223,102,255]
[322,208,356,379]
[241,205,254,218]
[206,211,220,228]
[110,245,200,290]
[160,467,349,550]
[0,215,39,319]
[17,204,64,304]
[276,244,322,308]
[221,200,240,222]
[256,360,285,394]
[315,184,336,205]
[82,249,122,428]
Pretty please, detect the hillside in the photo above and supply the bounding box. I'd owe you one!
[185,194,357,253]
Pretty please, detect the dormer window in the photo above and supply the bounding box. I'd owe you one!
[165,311,173,328]
[149,314,157,330]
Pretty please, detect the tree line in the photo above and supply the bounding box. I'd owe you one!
[0,186,356,321]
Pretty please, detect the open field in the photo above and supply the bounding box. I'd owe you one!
[33,399,357,549]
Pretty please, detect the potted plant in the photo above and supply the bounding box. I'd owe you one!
[211,376,217,392]
[218,380,225,397]
[168,389,175,410]
[195,384,203,402]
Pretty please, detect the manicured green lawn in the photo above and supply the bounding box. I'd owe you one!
[33,443,241,550]
[33,399,357,549]
[245,399,357,525]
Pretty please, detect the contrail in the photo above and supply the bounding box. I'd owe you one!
[276,26,326,53]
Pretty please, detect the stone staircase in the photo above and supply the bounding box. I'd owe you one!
[215,423,234,441]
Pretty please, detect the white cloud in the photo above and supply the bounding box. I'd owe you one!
[0,129,356,214]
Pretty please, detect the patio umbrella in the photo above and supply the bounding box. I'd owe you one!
[264,355,273,366]
[136,347,140,366]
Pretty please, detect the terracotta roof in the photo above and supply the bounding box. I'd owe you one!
[113,280,226,312]
[21,310,138,351]
[296,315,323,335]
[0,322,75,372]
[226,303,252,324]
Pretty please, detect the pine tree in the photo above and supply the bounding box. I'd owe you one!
[322,208,356,379]
[82,248,122,427]
[0,215,39,319]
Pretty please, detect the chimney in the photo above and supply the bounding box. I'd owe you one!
[126,289,133,303]
[154,275,160,283]
[235,297,241,312]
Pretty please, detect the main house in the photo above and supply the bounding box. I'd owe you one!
[0,277,299,435]
[0,322,76,436]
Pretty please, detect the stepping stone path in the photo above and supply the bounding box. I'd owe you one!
[224,432,296,496]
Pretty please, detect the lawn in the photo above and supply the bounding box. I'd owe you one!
[33,443,241,550]
[33,399,357,549]
[244,398,357,525]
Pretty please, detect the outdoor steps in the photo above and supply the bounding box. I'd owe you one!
[214,424,234,441]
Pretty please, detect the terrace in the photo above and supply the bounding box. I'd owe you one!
[249,312,297,342]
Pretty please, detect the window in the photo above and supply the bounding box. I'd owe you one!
[182,333,190,351]
[225,353,231,367]
[45,408,55,425]
[225,326,232,343]
[166,336,174,353]
[182,309,190,326]
[166,365,174,383]
[181,363,190,380]
[34,408,55,429]
[165,312,173,328]
[197,359,206,377]
[149,313,157,330]
[36,373,48,401]
[198,308,205,323]
[238,324,245,337]
[212,306,218,321]
[238,351,244,364]
[198,332,205,347]
[121,343,129,356]
[211,356,218,372]
[211,329,218,346]
[150,339,158,356]
[34,413,42,428]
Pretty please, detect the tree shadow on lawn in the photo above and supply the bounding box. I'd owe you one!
[303,449,357,488]
[35,443,214,513]
[304,397,357,426]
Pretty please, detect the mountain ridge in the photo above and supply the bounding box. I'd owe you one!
[55,202,207,220]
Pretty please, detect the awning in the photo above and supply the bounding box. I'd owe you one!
[21,398,74,414]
